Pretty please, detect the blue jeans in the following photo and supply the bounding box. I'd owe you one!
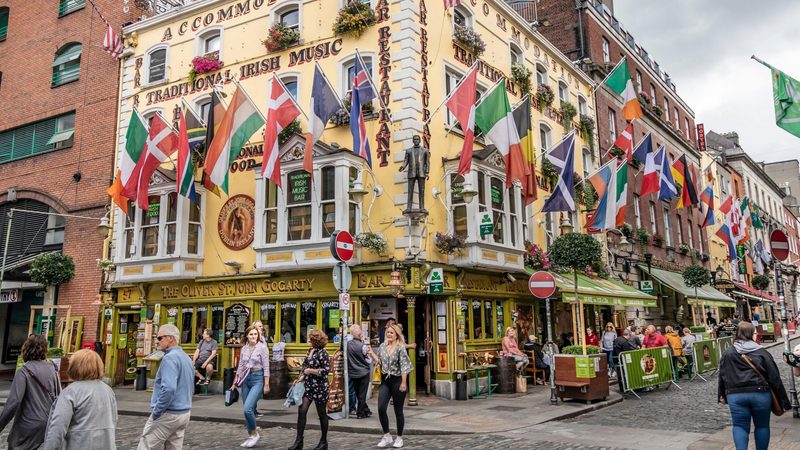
[349,378,356,413]
[241,370,265,433]
[728,391,772,450]
[604,350,615,371]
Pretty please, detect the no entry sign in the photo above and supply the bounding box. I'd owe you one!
[330,230,354,262]
[529,271,557,299]
[770,229,789,262]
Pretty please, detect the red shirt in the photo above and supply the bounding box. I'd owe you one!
[586,333,600,346]
[642,333,667,349]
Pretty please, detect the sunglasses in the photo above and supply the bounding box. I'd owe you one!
[156,335,170,341]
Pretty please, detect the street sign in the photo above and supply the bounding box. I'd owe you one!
[427,268,444,294]
[479,213,494,236]
[339,292,351,311]
[332,262,352,293]
[638,280,654,295]
[330,230,355,262]
[0,289,19,303]
[770,229,790,262]
[529,271,557,299]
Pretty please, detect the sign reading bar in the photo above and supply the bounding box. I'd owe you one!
[287,171,311,204]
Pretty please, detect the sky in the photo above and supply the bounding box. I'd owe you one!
[614,0,800,163]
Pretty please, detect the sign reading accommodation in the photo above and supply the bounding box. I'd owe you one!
[428,268,444,294]
[479,213,494,236]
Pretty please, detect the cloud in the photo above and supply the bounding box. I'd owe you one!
[614,0,800,163]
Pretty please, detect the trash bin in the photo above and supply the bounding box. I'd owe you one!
[135,365,147,391]
[267,360,289,399]
[223,368,235,393]
[454,370,467,401]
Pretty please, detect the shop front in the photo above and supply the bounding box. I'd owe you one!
[732,282,780,322]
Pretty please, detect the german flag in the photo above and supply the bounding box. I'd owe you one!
[200,91,226,197]
[672,154,698,208]
[512,96,537,205]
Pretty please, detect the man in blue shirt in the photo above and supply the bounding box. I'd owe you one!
[138,323,194,450]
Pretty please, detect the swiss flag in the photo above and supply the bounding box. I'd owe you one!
[446,66,478,175]
[136,114,179,210]
[262,77,302,187]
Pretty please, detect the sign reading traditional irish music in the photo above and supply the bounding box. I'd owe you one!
[619,346,674,391]
[428,268,444,294]
[692,339,719,375]
[479,213,494,236]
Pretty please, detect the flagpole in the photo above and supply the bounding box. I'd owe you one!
[314,61,346,110]
[590,56,626,95]
[273,75,309,120]
[423,60,480,127]
[750,55,775,71]
[354,48,392,123]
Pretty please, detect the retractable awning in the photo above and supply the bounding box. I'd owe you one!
[638,265,736,307]
[732,282,780,304]
[552,272,658,307]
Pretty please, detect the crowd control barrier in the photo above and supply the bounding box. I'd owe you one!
[619,346,680,398]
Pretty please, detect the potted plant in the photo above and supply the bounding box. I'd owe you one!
[434,232,466,255]
[332,0,377,37]
[652,234,664,247]
[678,243,690,255]
[355,232,388,255]
[510,64,532,96]
[278,119,301,144]
[751,274,770,292]
[541,156,559,186]
[554,344,609,402]
[29,253,76,287]
[453,25,486,57]
[523,241,551,271]
[262,22,300,52]
[535,85,555,110]
[188,53,224,83]
[579,114,595,150]
[560,101,577,129]
[653,105,663,117]
[582,182,597,209]
[636,227,649,245]
[609,146,626,160]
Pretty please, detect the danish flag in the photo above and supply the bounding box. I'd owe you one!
[262,77,302,187]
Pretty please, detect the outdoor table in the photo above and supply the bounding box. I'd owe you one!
[467,364,497,399]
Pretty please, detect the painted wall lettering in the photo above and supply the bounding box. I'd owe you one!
[373,0,392,167]
[287,39,343,67]
[452,44,518,96]
[177,0,274,36]
[420,0,431,149]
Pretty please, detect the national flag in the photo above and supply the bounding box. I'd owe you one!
[588,160,617,230]
[305,64,342,174]
[716,224,738,261]
[204,85,266,194]
[640,143,660,197]
[103,23,124,60]
[671,154,685,193]
[656,146,677,201]
[674,154,698,208]
[201,91,226,197]
[703,163,715,183]
[263,77,302,187]
[730,199,746,244]
[739,197,751,243]
[541,132,576,212]
[444,0,462,8]
[475,80,528,187]
[770,67,800,139]
[135,113,179,209]
[183,102,206,153]
[615,161,628,226]
[350,53,377,167]
[108,109,149,213]
[700,184,715,228]
[604,59,644,121]
[446,65,478,176]
[751,203,764,229]
[176,109,196,203]
[512,96,537,204]
[753,239,771,275]
[631,133,652,164]
[611,122,633,161]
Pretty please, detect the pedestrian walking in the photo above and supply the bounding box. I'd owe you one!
[234,325,270,448]
[718,322,790,450]
[287,329,330,450]
[347,324,373,419]
[369,324,413,448]
[612,329,637,392]
[664,326,684,379]
[600,323,617,377]
[642,325,667,348]
[0,334,61,450]
[138,323,194,450]
[43,349,117,450]
[681,328,696,376]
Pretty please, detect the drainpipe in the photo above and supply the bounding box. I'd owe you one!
[576,0,587,60]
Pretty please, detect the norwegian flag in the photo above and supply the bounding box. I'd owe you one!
[444,0,462,8]
[103,23,124,60]
[262,77,302,187]
[445,65,478,175]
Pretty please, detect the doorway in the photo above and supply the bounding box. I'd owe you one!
[414,297,431,394]
[114,312,140,386]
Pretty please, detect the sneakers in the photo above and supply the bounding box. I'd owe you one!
[241,433,260,448]
[377,435,394,448]
[255,411,264,418]
[393,437,404,448]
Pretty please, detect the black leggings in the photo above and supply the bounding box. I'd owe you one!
[295,396,328,441]
[378,375,407,436]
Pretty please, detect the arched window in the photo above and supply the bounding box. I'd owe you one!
[558,81,569,103]
[197,27,222,59]
[58,0,85,17]
[340,53,373,98]
[510,43,523,67]
[275,2,301,40]
[536,64,548,87]
[578,95,588,116]
[280,74,299,100]
[147,46,167,84]
[453,4,473,29]
[0,7,9,41]
[539,123,551,151]
[52,43,81,86]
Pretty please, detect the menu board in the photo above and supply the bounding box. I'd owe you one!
[288,171,311,204]
[224,303,250,347]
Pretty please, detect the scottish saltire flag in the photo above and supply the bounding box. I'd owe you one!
[588,159,618,230]
[541,132,576,212]
[176,109,197,203]
[655,146,677,201]
[305,63,342,174]
[350,53,377,167]
[700,184,714,228]
[631,133,652,164]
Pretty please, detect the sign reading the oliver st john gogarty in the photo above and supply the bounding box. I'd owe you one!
[217,194,255,250]
[575,356,596,378]
[619,346,674,391]
[158,277,319,300]
[428,268,444,294]
[479,213,494,236]
[224,303,250,347]
[692,339,719,375]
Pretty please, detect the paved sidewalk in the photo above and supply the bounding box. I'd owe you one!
[689,412,800,450]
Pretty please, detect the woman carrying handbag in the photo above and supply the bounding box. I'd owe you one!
[232,326,270,448]
[287,329,330,450]
[718,322,790,450]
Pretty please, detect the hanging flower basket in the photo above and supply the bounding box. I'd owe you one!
[262,22,300,52]
[535,85,555,109]
[579,114,595,150]
[333,1,377,37]
[453,25,486,57]
[328,93,374,126]
[510,64,532,96]
[560,101,577,128]
[355,232,388,255]
[434,232,466,255]
[524,241,551,271]
[188,53,224,83]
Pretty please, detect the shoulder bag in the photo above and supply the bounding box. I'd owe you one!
[741,355,785,416]
[22,363,59,403]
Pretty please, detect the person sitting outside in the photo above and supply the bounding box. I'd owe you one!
[706,312,718,328]
[192,328,218,385]
[523,335,549,384]
[642,325,667,348]
[664,326,684,379]
[585,327,600,347]
[613,329,638,392]
[501,327,528,373]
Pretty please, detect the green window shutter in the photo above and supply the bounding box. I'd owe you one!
[52,44,81,86]
[11,125,35,160]
[34,118,57,154]
[0,131,12,163]
[0,8,8,41]
[0,114,67,164]
[58,0,85,17]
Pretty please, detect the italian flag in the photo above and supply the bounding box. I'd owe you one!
[204,85,265,194]
[107,110,148,214]
[474,81,527,187]
[605,59,643,122]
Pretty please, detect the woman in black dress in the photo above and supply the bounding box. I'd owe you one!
[288,329,330,450]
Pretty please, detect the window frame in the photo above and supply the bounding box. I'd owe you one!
[196,26,223,59]
[279,72,301,101]
[339,52,376,100]
[58,0,85,17]
[509,42,523,67]
[535,64,548,88]
[453,4,474,30]
[465,299,503,341]
[273,1,302,41]
[51,42,82,87]
[608,108,617,141]
[663,204,672,247]
[539,122,551,152]
[0,7,8,41]
[44,208,65,246]
[145,44,169,86]
[0,112,75,163]
[558,81,569,104]
[602,37,610,64]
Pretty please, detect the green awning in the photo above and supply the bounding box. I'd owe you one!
[688,299,737,308]
[639,265,735,305]
[553,273,658,307]
[52,44,82,67]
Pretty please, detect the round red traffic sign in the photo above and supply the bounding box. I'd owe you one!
[330,230,355,262]
[770,229,790,262]
[529,271,557,299]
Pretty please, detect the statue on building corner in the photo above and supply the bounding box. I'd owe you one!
[399,135,430,215]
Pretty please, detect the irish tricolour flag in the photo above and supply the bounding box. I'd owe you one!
[605,59,643,122]
[474,80,527,187]
[204,85,265,194]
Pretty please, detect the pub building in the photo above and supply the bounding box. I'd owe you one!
[101,0,639,400]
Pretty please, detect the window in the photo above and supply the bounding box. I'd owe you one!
[280,302,298,343]
[539,123,551,150]
[278,5,300,32]
[299,301,317,343]
[0,112,75,163]
[663,205,672,246]
[147,47,167,84]
[259,302,277,342]
[687,219,694,249]
[181,306,194,344]
[608,108,617,141]
[558,81,569,103]
[52,43,81,86]
[602,37,610,63]
[453,5,472,29]
[676,214,683,244]
[264,181,278,244]
[582,147,594,178]
[536,64,547,87]
[544,204,554,248]
[188,194,202,254]
[44,208,65,246]
[664,98,671,123]
[490,177,505,244]
[467,299,502,340]
[697,224,704,253]
[194,306,208,343]
[0,7,8,41]
[58,0,85,16]
[197,28,221,58]
[674,108,680,129]
[633,194,641,229]
[445,68,484,127]
[578,96,588,116]
[140,196,160,257]
[343,55,372,98]
[510,44,523,66]
[286,170,312,241]
[320,166,336,238]
[508,186,519,247]
[649,200,657,233]
[281,75,299,100]
[635,70,642,92]
[685,118,691,139]
[451,174,467,237]
[649,84,656,105]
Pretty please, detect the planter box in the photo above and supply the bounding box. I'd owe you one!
[554,353,609,403]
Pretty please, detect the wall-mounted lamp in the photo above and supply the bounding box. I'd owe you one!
[224,260,242,274]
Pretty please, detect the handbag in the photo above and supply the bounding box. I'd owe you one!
[741,355,785,416]
[515,375,527,393]
[224,388,239,407]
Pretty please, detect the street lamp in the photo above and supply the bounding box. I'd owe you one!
[559,214,574,235]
